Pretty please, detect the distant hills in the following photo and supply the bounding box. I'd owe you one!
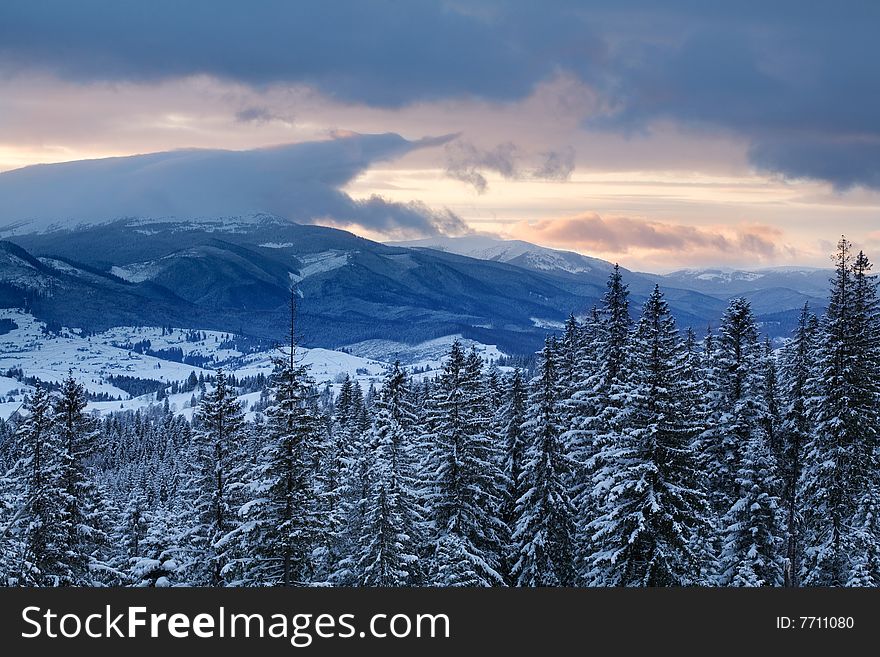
[0,217,831,354]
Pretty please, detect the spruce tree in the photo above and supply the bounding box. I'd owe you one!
[54,373,114,585]
[355,363,424,586]
[778,304,818,586]
[426,341,505,586]
[701,298,768,518]
[13,386,68,586]
[718,432,785,586]
[802,238,880,586]
[498,368,528,581]
[512,338,576,586]
[188,368,245,585]
[569,269,632,583]
[588,286,710,586]
[240,292,324,586]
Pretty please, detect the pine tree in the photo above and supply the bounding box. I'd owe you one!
[13,386,68,586]
[778,304,818,586]
[701,298,768,518]
[568,269,632,583]
[187,368,245,585]
[54,373,114,585]
[512,338,576,586]
[355,363,424,586]
[718,432,785,586]
[240,292,324,586]
[498,368,528,581]
[426,341,505,586]
[601,264,632,389]
[332,378,373,585]
[588,286,710,586]
[761,337,781,455]
[802,238,880,586]
[847,484,880,586]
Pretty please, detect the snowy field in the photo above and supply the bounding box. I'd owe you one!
[0,309,505,419]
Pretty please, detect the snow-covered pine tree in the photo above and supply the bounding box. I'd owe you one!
[314,381,350,584]
[332,378,374,585]
[558,313,582,408]
[426,340,506,586]
[802,238,880,586]
[54,373,114,585]
[12,386,68,586]
[570,271,633,583]
[587,285,711,586]
[129,500,184,587]
[846,249,880,586]
[718,432,785,586]
[118,491,149,581]
[240,291,325,586]
[702,298,768,519]
[761,337,781,455]
[187,368,245,585]
[512,337,576,586]
[601,264,632,389]
[497,368,527,582]
[778,303,818,587]
[355,363,424,585]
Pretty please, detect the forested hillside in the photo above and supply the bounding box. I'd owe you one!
[0,237,876,587]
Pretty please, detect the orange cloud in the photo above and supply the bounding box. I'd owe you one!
[507,213,794,268]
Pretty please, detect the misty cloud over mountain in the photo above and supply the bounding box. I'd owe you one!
[0,131,463,236]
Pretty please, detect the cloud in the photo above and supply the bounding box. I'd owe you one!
[749,137,880,191]
[234,106,291,125]
[0,132,467,237]
[534,147,576,181]
[1,2,879,189]
[508,213,787,265]
[444,139,576,192]
[0,0,575,106]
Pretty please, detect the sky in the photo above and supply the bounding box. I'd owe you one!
[1,0,879,272]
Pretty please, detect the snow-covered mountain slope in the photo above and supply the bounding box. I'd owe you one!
[2,218,830,350]
[344,334,505,368]
[3,220,599,353]
[390,235,614,276]
[657,267,832,298]
[0,309,507,420]
[0,309,387,419]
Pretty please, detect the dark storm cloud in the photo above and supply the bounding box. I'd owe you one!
[0,132,466,236]
[0,0,570,106]
[1,1,878,189]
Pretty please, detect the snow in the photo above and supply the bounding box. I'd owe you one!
[530,317,565,330]
[258,242,294,249]
[388,235,603,275]
[521,251,590,274]
[691,270,765,282]
[38,257,78,274]
[344,334,506,371]
[0,308,389,420]
[110,262,161,283]
[0,310,508,421]
[290,250,351,282]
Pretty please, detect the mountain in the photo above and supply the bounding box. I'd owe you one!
[656,267,832,298]
[0,219,831,355]
[1,217,597,354]
[391,235,831,332]
[390,235,615,276]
